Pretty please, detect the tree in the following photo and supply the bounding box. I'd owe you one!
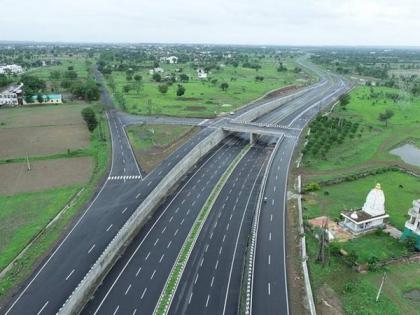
[37,93,44,103]
[176,84,185,96]
[152,73,162,82]
[158,84,168,94]
[134,74,142,82]
[339,93,351,107]
[179,74,189,82]
[220,82,229,91]
[50,70,61,80]
[378,109,394,127]
[81,107,98,132]
[255,75,264,82]
[64,70,78,80]
[123,85,132,93]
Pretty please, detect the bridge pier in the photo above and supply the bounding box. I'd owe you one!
[250,133,256,144]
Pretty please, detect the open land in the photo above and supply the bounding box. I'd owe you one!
[127,124,199,173]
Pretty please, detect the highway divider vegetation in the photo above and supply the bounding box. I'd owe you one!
[154,144,251,315]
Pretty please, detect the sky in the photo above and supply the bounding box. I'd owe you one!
[1,0,419,46]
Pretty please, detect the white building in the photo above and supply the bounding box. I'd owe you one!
[160,56,178,64]
[197,68,208,79]
[341,183,389,234]
[149,67,165,75]
[402,200,420,249]
[0,83,23,106]
[0,64,24,75]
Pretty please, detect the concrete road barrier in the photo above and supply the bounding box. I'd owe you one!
[58,129,228,315]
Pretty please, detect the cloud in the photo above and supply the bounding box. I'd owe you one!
[0,0,419,46]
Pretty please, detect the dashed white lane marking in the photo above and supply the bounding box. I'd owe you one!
[125,284,131,295]
[65,269,75,281]
[122,207,128,214]
[159,254,165,263]
[274,186,277,192]
[194,273,199,284]
[106,224,113,232]
[272,199,275,206]
[215,260,219,270]
[270,214,273,222]
[268,282,271,295]
[211,276,215,287]
[147,181,152,187]
[154,238,159,246]
[113,305,119,315]
[161,226,167,234]
[174,229,179,236]
[136,193,141,199]
[167,240,172,248]
[180,218,185,225]
[268,254,271,265]
[132,309,137,315]
[200,257,204,267]
[206,295,210,307]
[37,301,49,315]
[150,269,156,279]
[141,287,147,300]
[169,216,173,223]
[145,252,151,261]
[135,266,142,277]
[188,292,193,304]
[186,209,190,215]
[88,244,96,254]
[269,232,272,241]
[205,244,209,252]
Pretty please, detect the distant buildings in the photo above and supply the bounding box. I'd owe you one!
[160,56,178,64]
[30,94,63,104]
[149,67,165,75]
[197,68,208,79]
[0,83,23,106]
[0,64,24,75]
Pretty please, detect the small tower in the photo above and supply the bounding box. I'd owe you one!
[401,200,420,250]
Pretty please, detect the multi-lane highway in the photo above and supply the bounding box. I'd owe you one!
[1,61,348,315]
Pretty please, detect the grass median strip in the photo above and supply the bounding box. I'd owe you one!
[154,144,251,315]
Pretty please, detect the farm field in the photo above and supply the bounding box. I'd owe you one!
[108,58,311,118]
[0,102,109,299]
[0,104,90,159]
[0,157,93,195]
[126,124,199,173]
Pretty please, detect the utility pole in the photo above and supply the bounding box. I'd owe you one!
[376,272,387,302]
[26,152,31,171]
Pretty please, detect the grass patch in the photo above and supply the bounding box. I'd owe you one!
[302,85,420,178]
[107,58,309,117]
[126,124,198,173]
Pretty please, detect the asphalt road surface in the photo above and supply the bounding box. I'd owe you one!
[1,72,214,315]
[82,137,245,315]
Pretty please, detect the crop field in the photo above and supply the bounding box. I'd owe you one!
[0,105,90,159]
[0,157,93,195]
[127,124,198,172]
[108,58,311,117]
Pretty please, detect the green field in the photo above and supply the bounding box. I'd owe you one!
[127,124,197,172]
[303,171,419,230]
[0,105,109,300]
[302,86,420,180]
[107,58,310,117]
[307,234,420,315]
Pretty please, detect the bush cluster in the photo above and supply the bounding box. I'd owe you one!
[303,115,360,159]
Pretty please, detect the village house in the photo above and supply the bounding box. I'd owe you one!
[197,68,208,79]
[401,199,420,250]
[30,94,63,104]
[149,67,165,75]
[160,56,178,64]
[0,83,24,106]
[0,64,24,75]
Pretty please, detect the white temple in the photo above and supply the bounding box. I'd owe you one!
[340,183,389,234]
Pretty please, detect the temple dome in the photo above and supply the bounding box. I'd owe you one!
[362,183,385,216]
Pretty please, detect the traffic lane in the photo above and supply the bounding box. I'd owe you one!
[82,138,246,315]
[169,145,268,315]
[252,138,295,315]
[3,179,149,315]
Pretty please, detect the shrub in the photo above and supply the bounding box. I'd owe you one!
[303,182,321,192]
